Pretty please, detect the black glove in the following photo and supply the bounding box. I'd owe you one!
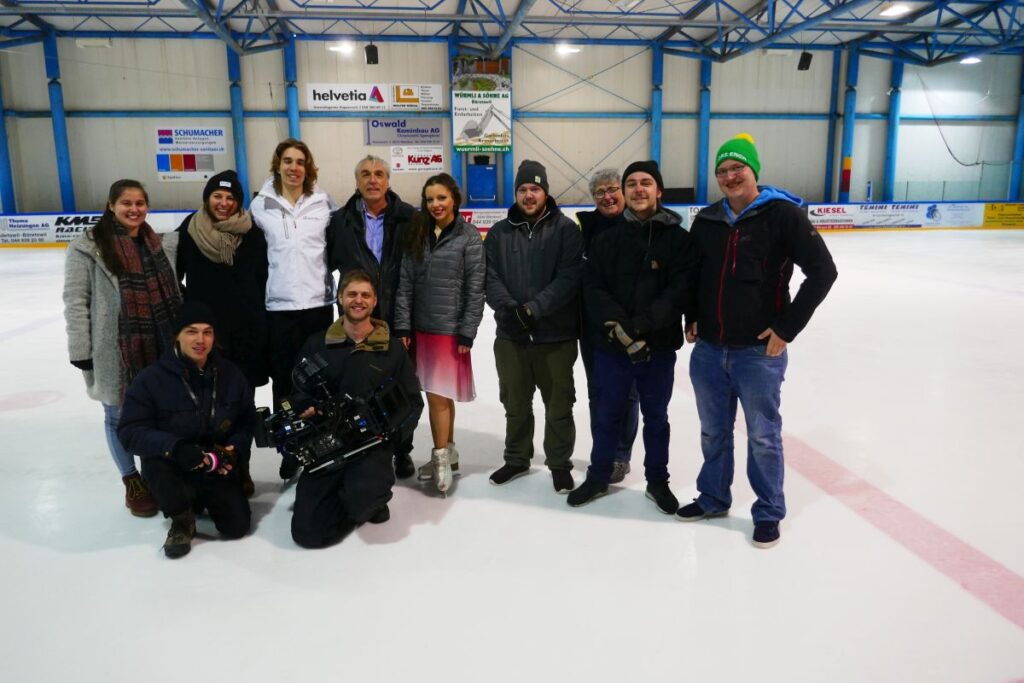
[605,321,651,364]
[172,441,206,470]
[70,358,93,371]
[514,304,536,333]
[203,445,237,477]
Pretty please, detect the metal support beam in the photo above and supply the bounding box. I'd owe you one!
[1011,55,1024,200]
[490,0,537,59]
[838,47,859,204]
[650,44,664,165]
[696,58,712,203]
[0,33,44,50]
[447,35,463,191]
[883,60,903,202]
[227,47,250,207]
[177,0,244,54]
[0,73,16,213]
[502,48,514,206]
[284,37,301,139]
[823,49,840,202]
[43,31,75,211]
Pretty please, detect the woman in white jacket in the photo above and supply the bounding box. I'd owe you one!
[250,139,338,477]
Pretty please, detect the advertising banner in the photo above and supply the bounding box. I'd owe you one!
[155,127,225,182]
[390,84,444,111]
[806,203,984,230]
[364,118,444,146]
[0,211,190,246]
[307,83,443,112]
[983,203,1024,228]
[451,55,512,153]
[459,208,506,234]
[390,146,444,173]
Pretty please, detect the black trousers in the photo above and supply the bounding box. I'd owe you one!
[291,448,395,548]
[141,458,251,539]
[267,305,335,406]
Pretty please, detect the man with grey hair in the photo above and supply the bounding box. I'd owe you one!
[327,155,417,478]
[575,169,638,484]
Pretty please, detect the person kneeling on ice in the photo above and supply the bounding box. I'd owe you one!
[118,302,255,559]
[289,270,423,549]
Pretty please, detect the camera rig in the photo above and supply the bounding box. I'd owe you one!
[254,353,414,476]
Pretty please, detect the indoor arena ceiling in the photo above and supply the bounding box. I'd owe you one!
[0,0,1022,66]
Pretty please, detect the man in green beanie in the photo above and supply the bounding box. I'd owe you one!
[679,134,838,549]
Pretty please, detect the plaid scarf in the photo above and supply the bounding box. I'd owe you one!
[112,222,181,399]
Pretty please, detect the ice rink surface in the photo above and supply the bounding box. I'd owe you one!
[0,230,1022,682]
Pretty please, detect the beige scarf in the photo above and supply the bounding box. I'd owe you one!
[187,208,253,265]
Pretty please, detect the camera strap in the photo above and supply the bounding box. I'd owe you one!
[180,366,218,431]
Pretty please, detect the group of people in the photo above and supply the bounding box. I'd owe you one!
[63,132,836,558]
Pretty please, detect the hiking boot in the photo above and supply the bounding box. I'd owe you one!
[368,505,391,524]
[122,473,158,518]
[675,499,729,522]
[164,513,196,559]
[489,463,529,486]
[394,452,415,479]
[753,521,781,549]
[239,462,255,498]
[609,460,631,484]
[431,447,453,493]
[645,480,678,515]
[566,477,608,507]
[418,444,460,481]
[551,469,574,494]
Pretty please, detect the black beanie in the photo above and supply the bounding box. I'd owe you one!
[203,170,244,208]
[622,160,664,191]
[514,160,549,193]
[174,301,217,336]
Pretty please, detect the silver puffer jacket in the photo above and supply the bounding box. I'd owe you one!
[393,216,485,344]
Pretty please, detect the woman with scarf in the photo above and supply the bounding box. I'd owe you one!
[63,179,182,518]
[175,170,268,497]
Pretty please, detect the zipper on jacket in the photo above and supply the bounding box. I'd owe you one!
[775,258,789,311]
[730,229,739,274]
[717,228,736,341]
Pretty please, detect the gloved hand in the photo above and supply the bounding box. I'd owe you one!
[70,358,93,371]
[202,445,236,476]
[513,304,536,333]
[604,321,651,364]
[172,441,206,470]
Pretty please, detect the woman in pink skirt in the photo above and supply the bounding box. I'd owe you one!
[394,173,485,493]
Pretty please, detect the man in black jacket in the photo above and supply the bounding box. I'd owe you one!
[678,134,837,549]
[118,302,254,559]
[568,161,695,513]
[289,270,423,549]
[485,160,583,493]
[327,155,417,479]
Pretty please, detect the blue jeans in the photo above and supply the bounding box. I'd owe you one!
[579,336,638,462]
[689,340,788,523]
[588,349,676,484]
[102,403,137,477]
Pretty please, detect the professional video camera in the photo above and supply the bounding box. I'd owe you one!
[254,353,414,476]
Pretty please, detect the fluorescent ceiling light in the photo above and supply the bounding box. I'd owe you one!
[327,41,355,55]
[959,56,982,65]
[75,38,112,48]
[613,0,642,10]
[556,44,581,55]
[879,3,912,18]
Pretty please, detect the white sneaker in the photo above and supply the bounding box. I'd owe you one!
[432,447,453,493]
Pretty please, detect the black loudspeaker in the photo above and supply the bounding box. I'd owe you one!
[364,44,379,65]
[797,51,812,71]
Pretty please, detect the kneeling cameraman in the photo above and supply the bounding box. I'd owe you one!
[290,269,423,548]
[119,302,254,558]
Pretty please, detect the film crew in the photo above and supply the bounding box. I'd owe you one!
[63,179,181,518]
[484,160,583,494]
[568,161,695,513]
[289,270,423,549]
[250,139,338,479]
[575,168,639,484]
[327,155,417,480]
[175,169,268,497]
[393,173,485,493]
[117,302,254,559]
[680,134,837,548]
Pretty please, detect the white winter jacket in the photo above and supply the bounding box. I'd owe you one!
[250,177,338,311]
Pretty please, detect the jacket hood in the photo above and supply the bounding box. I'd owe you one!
[506,195,563,226]
[623,204,683,229]
[700,185,804,224]
[324,317,391,352]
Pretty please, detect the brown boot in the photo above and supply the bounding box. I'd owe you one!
[122,473,158,518]
[239,462,255,498]
[163,512,196,559]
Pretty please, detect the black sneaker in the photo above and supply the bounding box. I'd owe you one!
[164,514,196,559]
[489,464,530,486]
[753,521,780,548]
[279,453,300,480]
[368,505,391,524]
[566,477,608,507]
[552,469,574,494]
[645,480,678,515]
[394,452,415,479]
[675,499,729,522]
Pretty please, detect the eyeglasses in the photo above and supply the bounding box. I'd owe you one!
[593,186,621,200]
[715,164,747,179]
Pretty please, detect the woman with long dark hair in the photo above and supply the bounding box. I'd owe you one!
[63,179,182,517]
[393,173,485,493]
[175,170,268,497]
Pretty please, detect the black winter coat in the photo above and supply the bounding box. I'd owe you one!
[175,213,270,387]
[485,197,582,344]
[688,197,838,345]
[118,349,256,465]
[584,206,695,353]
[576,208,627,254]
[326,190,416,325]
